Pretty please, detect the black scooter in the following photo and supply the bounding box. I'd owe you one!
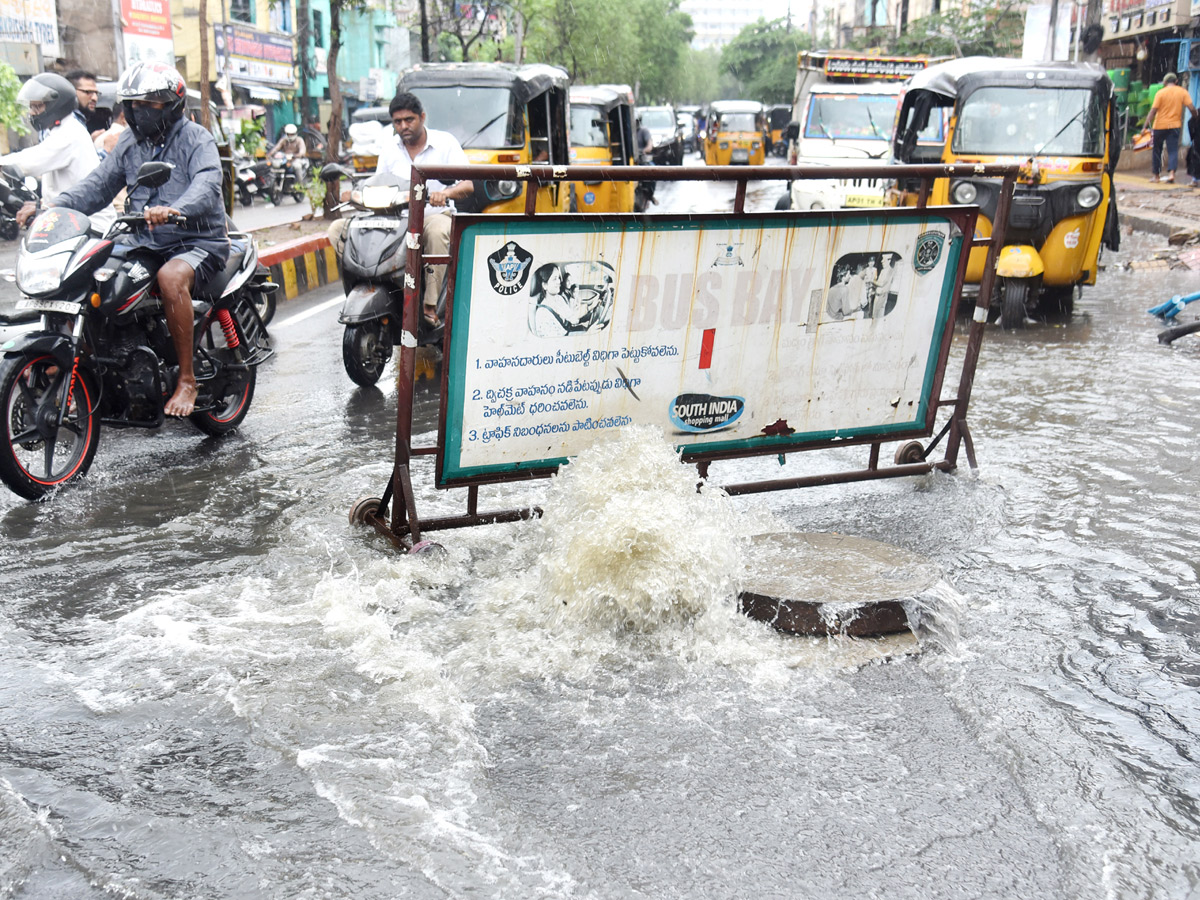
[320,164,445,387]
[0,166,39,241]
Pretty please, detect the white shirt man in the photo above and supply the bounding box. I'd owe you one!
[374,94,474,328]
[375,123,470,217]
[1,114,115,229]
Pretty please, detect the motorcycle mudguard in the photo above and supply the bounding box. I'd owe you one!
[339,283,396,325]
[1,330,77,369]
[996,245,1045,279]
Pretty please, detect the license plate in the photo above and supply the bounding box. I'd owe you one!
[355,217,399,231]
[845,194,885,208]
[16,298,81,314]
[731,149,749,162]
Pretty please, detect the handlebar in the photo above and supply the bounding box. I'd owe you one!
[114,212,188,228]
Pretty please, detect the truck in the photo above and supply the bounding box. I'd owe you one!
[778,51,945,211]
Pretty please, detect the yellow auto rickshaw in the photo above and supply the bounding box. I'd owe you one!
[892,58,1120,327]
[704,100,767,166]
[397,62,571,214]
[568,84,637,213]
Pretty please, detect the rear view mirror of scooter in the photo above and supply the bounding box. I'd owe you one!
[135,162,175,189]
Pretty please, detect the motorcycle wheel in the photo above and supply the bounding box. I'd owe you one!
[238,185,253,207]
[292,191,304,203]
[1000,278,1030,329]
[0,217,17,241]
[343,321,393,387]
[190,347,257,437]
[0,354,101,500]
[251,288,276,326]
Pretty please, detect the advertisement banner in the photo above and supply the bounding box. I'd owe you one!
[0,0,59,59]
[120,0,174,67]
[438,211,969,486]
[215,25,295,88]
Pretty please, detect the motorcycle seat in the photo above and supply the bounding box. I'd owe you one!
[194,242,248,301]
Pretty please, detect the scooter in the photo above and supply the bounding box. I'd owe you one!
[320,164,445,387]
[234,155,273,207]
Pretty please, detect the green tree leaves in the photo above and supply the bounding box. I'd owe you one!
[720,19,811,105]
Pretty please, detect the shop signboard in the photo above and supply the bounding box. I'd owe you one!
[215,24,295,88]
[0,0,59,60]
[120,0,173,67]
[438,210,970,487]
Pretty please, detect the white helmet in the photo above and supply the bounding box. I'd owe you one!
[284,124,298,136]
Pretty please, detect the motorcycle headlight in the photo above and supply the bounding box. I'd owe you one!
[1076,184,1103,210]
[952,181,978,205]
[16,248,71,295]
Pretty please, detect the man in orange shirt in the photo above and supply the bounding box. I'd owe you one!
[1145,72,1196,183]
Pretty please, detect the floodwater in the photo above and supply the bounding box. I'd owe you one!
[2,177,1200,899]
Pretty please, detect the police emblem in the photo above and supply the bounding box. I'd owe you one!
[487,241,534,295]
[913,231,945,275]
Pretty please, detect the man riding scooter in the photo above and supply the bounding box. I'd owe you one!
[21,62,230,417]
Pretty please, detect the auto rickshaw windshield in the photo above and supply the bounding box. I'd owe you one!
[719,112,758,132]
[953,85,1106,156]
[409,85,523,148]
[570,104,608,147]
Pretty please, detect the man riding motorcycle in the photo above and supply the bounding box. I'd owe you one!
[21,62,230,417]
[268,123,308,187]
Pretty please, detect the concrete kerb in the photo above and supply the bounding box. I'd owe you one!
[256,233,340,301]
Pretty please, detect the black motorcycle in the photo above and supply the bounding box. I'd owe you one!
[320,164,444,387]
[0,166,39,241]
[0,161,276,500]
[270,153,310,204]
[234,156,273,207]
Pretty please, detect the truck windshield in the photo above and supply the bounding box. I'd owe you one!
[953,86,1105,156]
[718,113,758,132]
[804,94,899,141]
[640,108,675,129]
[407,86,523,149]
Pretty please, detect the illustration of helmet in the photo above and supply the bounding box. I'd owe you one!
[16,73,78,131]
[284,123,297,136]
[118,62,187,142]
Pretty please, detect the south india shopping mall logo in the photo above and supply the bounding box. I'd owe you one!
[668,393,745,433]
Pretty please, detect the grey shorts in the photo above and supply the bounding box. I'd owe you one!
[168,244,228,289]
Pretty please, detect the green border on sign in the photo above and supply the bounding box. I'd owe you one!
[442,213,962,484]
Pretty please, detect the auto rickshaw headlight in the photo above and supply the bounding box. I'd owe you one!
[719,142,729,150]
[1076,184,1103,210]
[952,181,978,205]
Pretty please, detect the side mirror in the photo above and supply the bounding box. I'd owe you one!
[135,161,175,189]
[23,175,37,193]
[320,163,354,182]
[785,122,800,142]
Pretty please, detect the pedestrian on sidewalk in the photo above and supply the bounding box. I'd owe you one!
[1145,73,1196,184]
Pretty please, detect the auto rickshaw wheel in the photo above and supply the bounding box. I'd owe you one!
[1041,285,1076,318]
[1000,279,1030,329]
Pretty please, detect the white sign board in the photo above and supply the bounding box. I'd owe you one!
[439,211,972,486]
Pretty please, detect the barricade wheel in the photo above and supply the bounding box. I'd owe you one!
[349,496,382,525]
[894,441,925,465]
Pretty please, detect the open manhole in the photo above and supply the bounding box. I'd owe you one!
[739,531,941,637]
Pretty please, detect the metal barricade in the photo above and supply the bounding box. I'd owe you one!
[355,163,1017,551]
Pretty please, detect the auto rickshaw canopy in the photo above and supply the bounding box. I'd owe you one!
[399,62,569,104]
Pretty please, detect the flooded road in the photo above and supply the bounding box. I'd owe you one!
[2,177,1200,899]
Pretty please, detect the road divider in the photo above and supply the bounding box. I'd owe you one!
[257,234,340,302]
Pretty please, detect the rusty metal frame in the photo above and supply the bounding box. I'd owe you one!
[363,162,1017,549]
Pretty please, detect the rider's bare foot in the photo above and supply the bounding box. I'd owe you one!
[165,379,198,417]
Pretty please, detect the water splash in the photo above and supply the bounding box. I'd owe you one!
[532,425,747,634]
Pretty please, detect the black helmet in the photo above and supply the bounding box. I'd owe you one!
[118,62,187,142]
[16,73,77,131]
